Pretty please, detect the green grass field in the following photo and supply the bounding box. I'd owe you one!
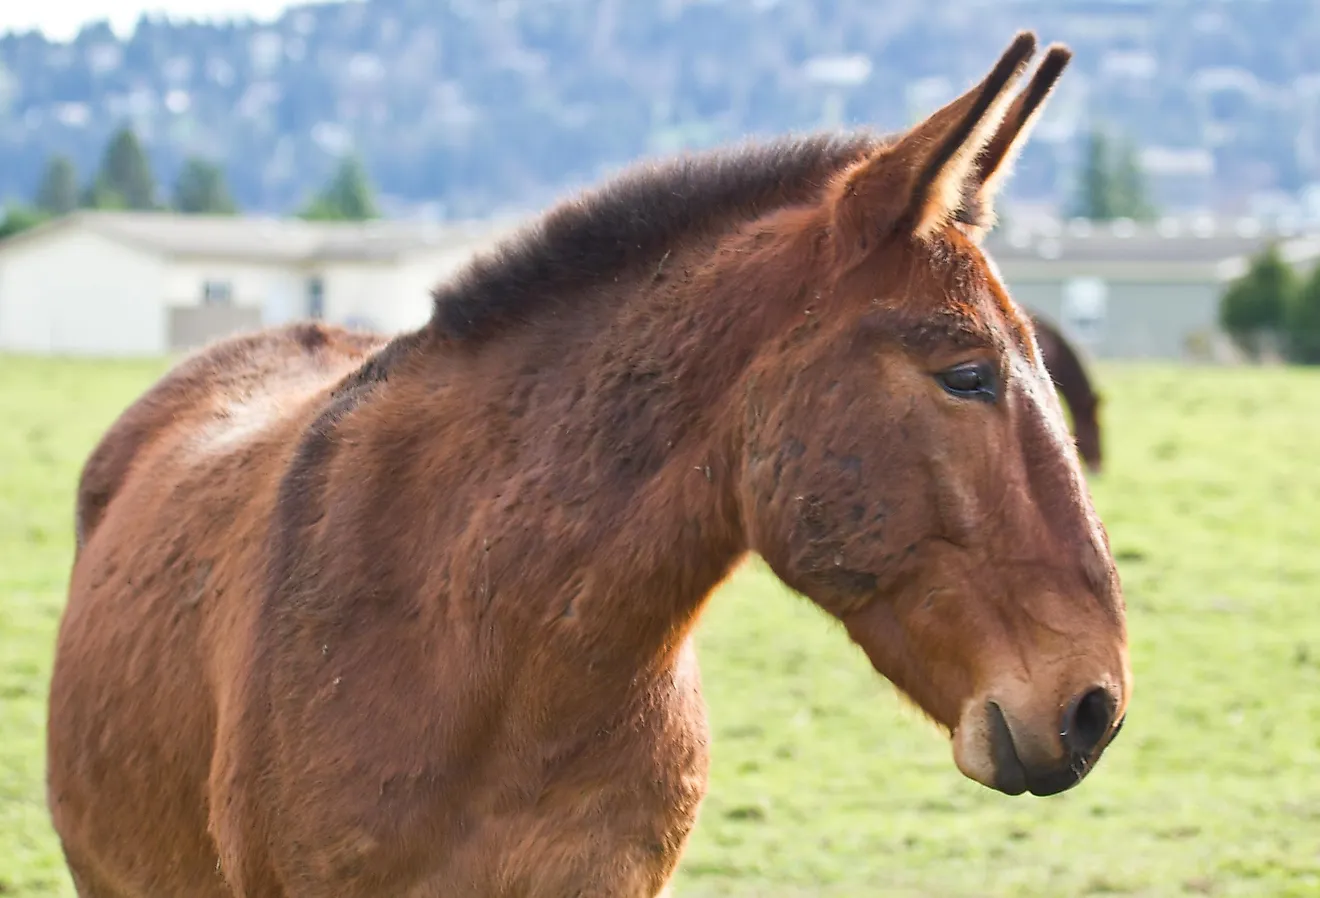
[2,355,1319,896]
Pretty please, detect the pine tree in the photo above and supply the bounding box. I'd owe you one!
[299,155,379,221]
[35,155,80,216]
[1112,139,1155,221]
[1071,130,1114,220]
[88,126,158,210]
[80,182,129,211]
[173,158,237,214]
[1069,127,1157,221]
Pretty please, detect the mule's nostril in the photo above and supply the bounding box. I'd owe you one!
[1061,687,1113,757]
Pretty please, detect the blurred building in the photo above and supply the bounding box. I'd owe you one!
[984,215,1320,361]
[5,209,1320,363]
[0,211,514,356]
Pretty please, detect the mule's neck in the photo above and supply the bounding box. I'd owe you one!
[379,235,807,666]
[509,257,765,640]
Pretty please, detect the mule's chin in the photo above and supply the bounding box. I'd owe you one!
[952,702,1015,794]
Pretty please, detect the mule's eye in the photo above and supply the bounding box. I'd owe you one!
[935,362,997,401]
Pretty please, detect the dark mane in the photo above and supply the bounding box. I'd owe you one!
[430,132,885,344]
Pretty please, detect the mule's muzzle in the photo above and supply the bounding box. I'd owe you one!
[985,688,1123,797]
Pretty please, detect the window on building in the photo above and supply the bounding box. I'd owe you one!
[201,279,233,305]
[1061,277,1108,347]
[307,276,325,320]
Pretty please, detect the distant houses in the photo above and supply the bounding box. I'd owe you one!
[983,216,1320,361]
[2,209,1320,361]
[0,211,515,356]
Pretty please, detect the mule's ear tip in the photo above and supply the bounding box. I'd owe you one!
[995,32,1039,80]
[1043,43,1074,67]
[1027,44,1073,94]
[1007,30,1039,56]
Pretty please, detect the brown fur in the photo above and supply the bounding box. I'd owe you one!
[47,33,1130,898]
[966,44,1074,236]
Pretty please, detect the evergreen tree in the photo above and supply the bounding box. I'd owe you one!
[1071,130,1114,220]
[1069,127,1157,221]
[80,181,129,210]
[173,158,237,214]
[1286,264,1320,364]
[35,155,80,216]
[299,154,379,221]
[1112,139,1156,222]
[87,126,157,210]
[1219,243,1295,359]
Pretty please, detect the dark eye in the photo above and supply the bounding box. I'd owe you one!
[935,362,997,401]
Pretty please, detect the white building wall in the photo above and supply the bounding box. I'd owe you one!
[0,220,514,355]
[0,228,167,356]
[163,258,307,326]
[384,240,504,334]
[317,262,403,331]
[314,242,495,336]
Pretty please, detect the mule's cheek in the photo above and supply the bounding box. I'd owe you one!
[840,600,968,734]
[781,506,894,618]
[743,441,893,615]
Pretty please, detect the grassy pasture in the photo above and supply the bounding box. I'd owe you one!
[1,355,1319,896]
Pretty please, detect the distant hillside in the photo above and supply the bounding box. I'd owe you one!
[3,0,1319,220]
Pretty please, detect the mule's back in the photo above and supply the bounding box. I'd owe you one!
[51,322,389,896]
[73,323,386,552]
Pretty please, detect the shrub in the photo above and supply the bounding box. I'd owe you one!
[1286,264,1320,364]
[1219,244,1294,359]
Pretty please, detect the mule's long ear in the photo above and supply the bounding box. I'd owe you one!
[965,43,1073,236]
[828,31,1037,262]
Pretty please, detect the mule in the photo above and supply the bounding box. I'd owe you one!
[47,33,1130,898]
[1029,312,1104,473]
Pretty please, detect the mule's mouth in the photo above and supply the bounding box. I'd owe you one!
[956,697,1125,798]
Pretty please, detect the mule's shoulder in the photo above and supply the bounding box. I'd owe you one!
[266,326,428,598]
[74,323,387,553]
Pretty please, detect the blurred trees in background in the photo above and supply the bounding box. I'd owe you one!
[1070,128,1157,222]
[173,159,238,215]
[1220,243,1320,364]
[85,127,158,210]
[298,155,380,221]
[0,124,243,239]
[35,156,79,216]
[1286,264,1320,364]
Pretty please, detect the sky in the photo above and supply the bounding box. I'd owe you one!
[0,0,347,41]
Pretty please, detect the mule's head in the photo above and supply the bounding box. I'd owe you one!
[738,33,1130,797]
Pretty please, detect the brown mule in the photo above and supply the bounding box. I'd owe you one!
[1028,312,1105,473]
[47,33,1130,898]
